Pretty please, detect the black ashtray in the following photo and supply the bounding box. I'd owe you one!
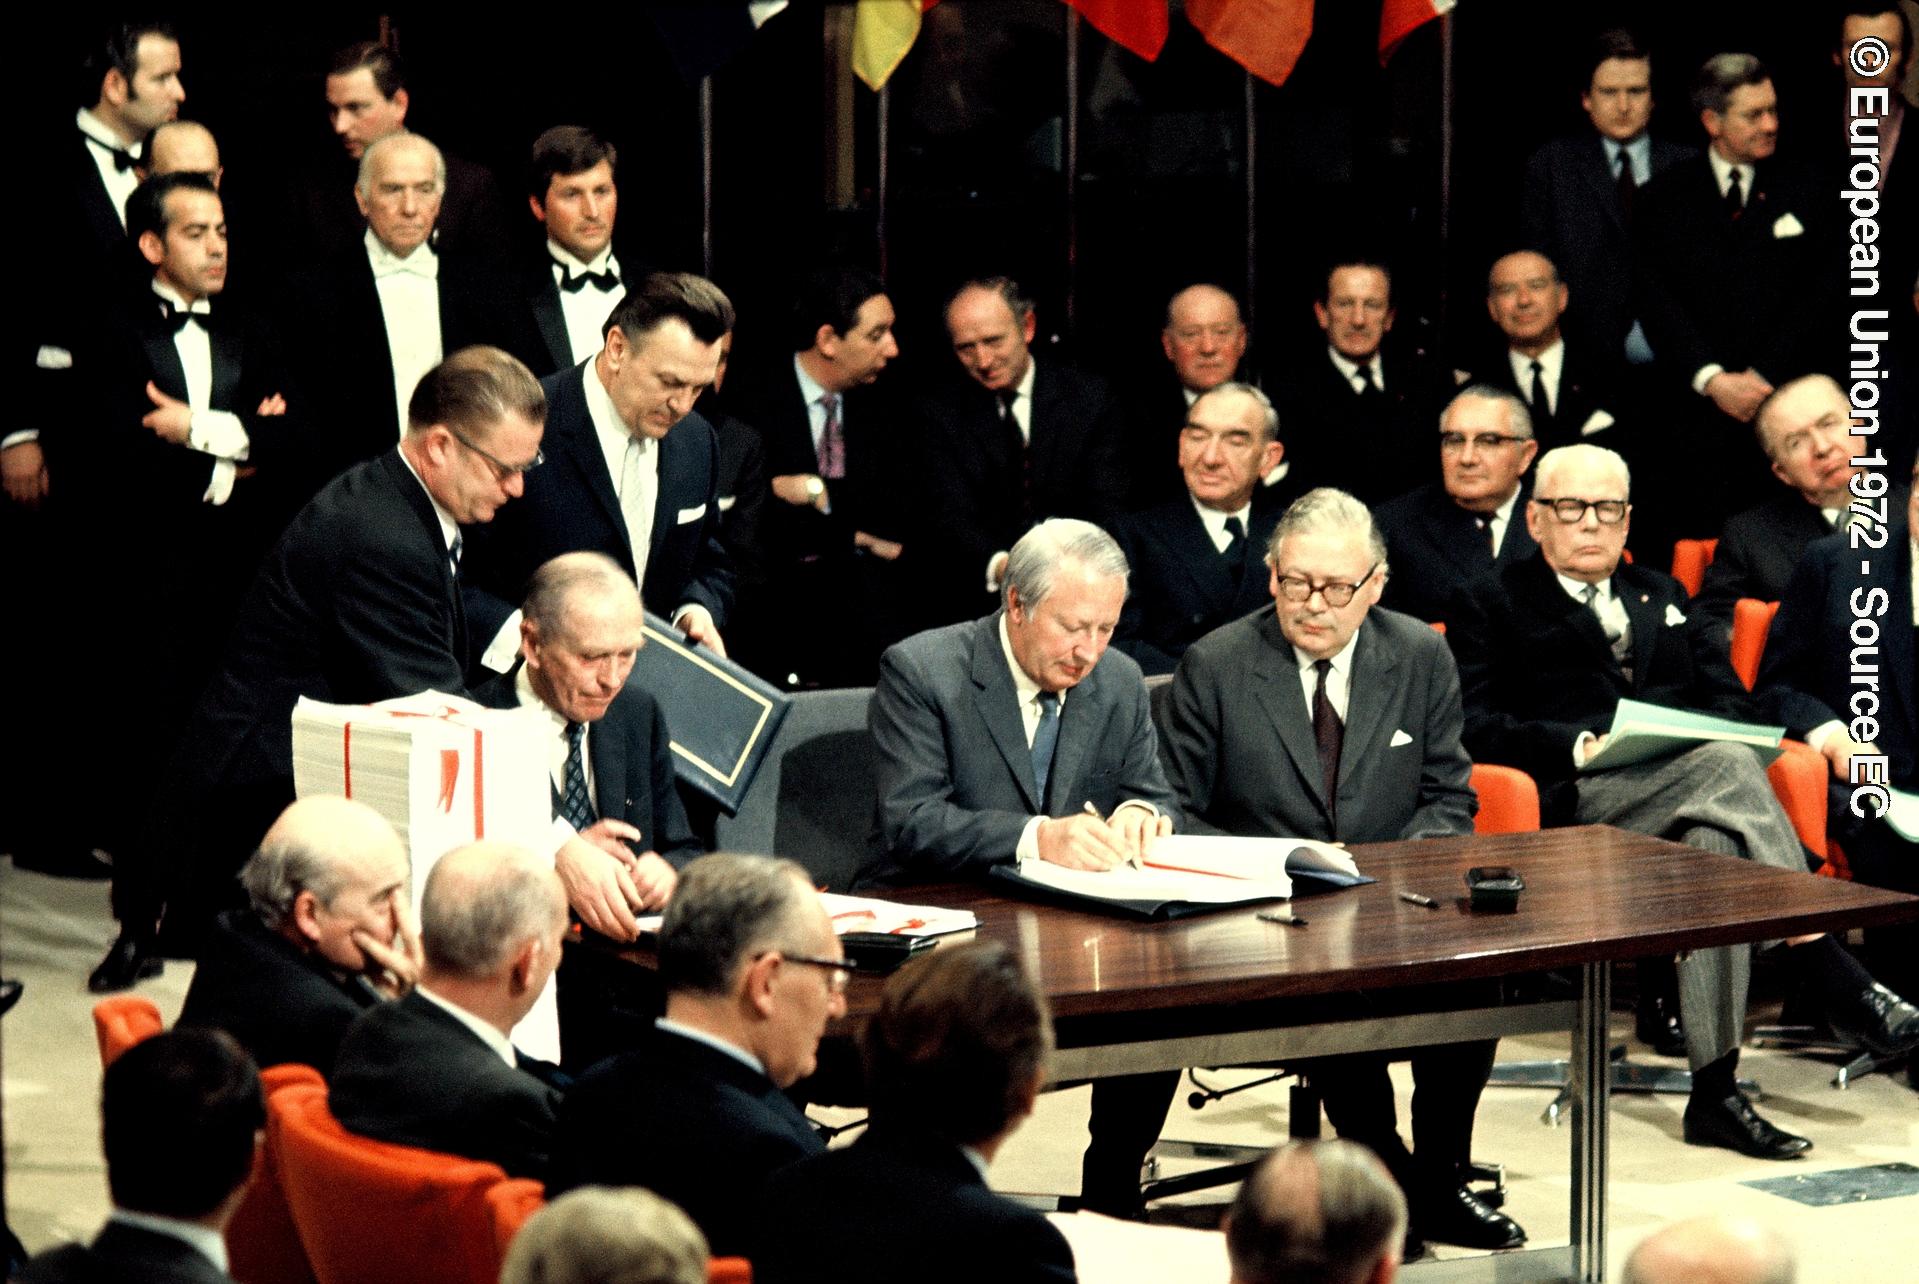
[839,931,938,973]
[1465,866,1524,913]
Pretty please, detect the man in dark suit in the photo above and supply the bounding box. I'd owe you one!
[1270,259,1447,507]
[548,854,840,1256]
[917,276,1130,626]
[17,1029,262,1284]
[1114,382,1287,674]
[1474,251,1629,454]
[1449,444,1919,1157]
[1129,282,1258,505]
[1696,374,1886,643]
[722,264,910,687]
[1634,53,1831,533]
[1160,488,1521,1253]
[279,131,539,485]
[869,518,1179,1218]
[521,126,628,376]
[703,329,769,607]
[79,173,302,991]
[178,797,420,1075]
[1522,28,1694,365]
[1377,386,1539,625]
[1224,1141,1408,1284]
[146,346,544,960]
[256,40,514,277]
[1758,464,1919,1006]
[466,273,735,660]
[332,842,569,1182]
[473,552,702,1064]
[754,940,1074,1283]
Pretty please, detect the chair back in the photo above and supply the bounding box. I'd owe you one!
[1729,598,1779,691]
[709,1259,754,1284]
[228,1064,325,1284]
[1470,764,1541,834]
[269,1082,543,1284]
[713,687,877,890]
[1766,738,1832,865]
[92,995,164,1067]
[1670,539,1718,597]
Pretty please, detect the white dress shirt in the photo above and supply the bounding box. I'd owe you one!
[656,1016,767,1078]
[415,985,517,1069]
[549,240,622,366]
[107,1210,229,1273]
[77,108,139,229]
[1192,495,1254,553]
[587,365,658,586]
[1508,337,1565,420]
[1483,487,1521,558]
[1292,630,1359,721]
[366,229,443,440]
[999,358,1038,444]
[1602,134,1652,186]
[1707,149,1752,206]
[795,355,833,458]
[1557,573,1631,764]
[1327,346,1385,395]
[514,660,601,854]
[152,282,251,506]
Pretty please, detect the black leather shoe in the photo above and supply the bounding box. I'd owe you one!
[1826,982,1919,1059]
[1416,1182,1527,1250]
[87,935,162,994]
[1635,992,1688,1058]
[0,979,21,1018]
[1682,1092,1811,1160]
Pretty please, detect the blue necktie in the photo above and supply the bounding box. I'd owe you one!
[1031,692,1061,806]
[559,721,595,830]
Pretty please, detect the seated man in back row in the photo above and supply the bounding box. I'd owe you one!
[1448,443,1919,1157]
[868,517,1180,1218]
[1161,487,1522,1255]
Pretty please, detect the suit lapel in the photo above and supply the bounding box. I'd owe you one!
[1168,503,1238,605]
[557,367,634,560]
[969,618,1041,811]
[529,279,571,372]
[1250,613,1329,813]
[1580,134,1627,235]
[1028,362,1067,484]
[1615,568,1662,690]
[208,315,243,411]
[141,324,190,403]
[1516,555,1614,666]
[588,712,628,829]
[1339,619,1397,786]
[1048,663,1103,812]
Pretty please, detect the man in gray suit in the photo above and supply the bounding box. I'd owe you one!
[868,517,1179,1217]
[1160,488,1522,1255]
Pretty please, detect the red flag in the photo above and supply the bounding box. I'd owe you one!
[1064,0,1169,63]
[1378,0,1455,65]
[1186,0,1314,88]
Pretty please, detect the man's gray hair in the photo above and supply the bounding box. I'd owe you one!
[1193,380,1280,444]
[499,1186,708,1284]
[241,833,351,931]
[1533,443,1631,500]
[657,853,818,997]
[1691,52,1770,118]
[1003,518,1129,612]
[523,551,639,640]
[1443,384,1534,441]
[357,130,446,198]
[419,844,563,978]
[1226,1140,1408,1284]
[1267,489,1389,574]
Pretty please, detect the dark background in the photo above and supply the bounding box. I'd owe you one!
[32,1,1873,382]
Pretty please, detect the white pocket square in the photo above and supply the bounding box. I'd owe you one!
[675,503,707,524]
[1664,604,1688,626]
[1579,409,1615,437]
[1772,212,1804,239]
[1390,729,1414,748]
[717,494,736,512]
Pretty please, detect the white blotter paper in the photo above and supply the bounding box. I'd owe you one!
[1013,834,1362,906]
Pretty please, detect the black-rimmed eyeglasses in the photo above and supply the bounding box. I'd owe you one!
[1273,562,1380,607]
[447,425,544,479]
[767,951,858,994]
[1531,497,1628,524]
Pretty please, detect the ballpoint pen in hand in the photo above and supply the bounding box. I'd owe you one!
[1084,800,1144,869]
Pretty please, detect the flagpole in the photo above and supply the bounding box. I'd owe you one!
[1438,9,1455,338]
[700,75,716,279]
[1244,70,1257,331]
[877,83,891,280]
[1064,9,1080,337]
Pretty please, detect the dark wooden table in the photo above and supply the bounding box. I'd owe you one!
[610,825,1919,1282]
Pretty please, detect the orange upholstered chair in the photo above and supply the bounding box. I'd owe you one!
[230,1064,325,1284]
[1729,598,1779,691]
[91,995,164,1067]
[1670,539,1718,597]
[269,1082,544,1284]
[1470,763,1541,834]
[708,1259,754,1284]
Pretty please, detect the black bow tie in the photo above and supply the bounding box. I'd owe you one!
[158,299,211,333]
[556,263,619,294]
[85,133,137,172]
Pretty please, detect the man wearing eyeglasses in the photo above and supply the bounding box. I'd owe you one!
[1376,386,1540,625]
[127,347,546,972]
[547,854,840,1256]
[466,273,737,661]
[1162,488,1521,1257]
[1449,443,1919,1159]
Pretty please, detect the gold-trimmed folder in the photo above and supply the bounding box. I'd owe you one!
[630,610,792,812]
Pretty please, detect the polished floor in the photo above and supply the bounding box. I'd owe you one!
[4,857,1914,1281]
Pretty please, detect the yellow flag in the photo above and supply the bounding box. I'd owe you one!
[853,0,925,92]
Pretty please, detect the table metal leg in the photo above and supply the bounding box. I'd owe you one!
[1570,960,1613,1281]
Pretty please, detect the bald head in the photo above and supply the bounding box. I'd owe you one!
[241,796,409,973]
[1622,1216,1795,1284]
[420,842,566,979]
[143,119,221,184]
[1163,283,1248,393]
[1226,1140,1406,1284]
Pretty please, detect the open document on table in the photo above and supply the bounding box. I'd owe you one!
[990,833,1373,920]
[1579,698,1785,773]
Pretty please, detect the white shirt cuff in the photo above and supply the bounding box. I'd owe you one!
[480,611,524,674]
[1573,731,1596,767]
[1,430,39,450]
[202,459,236,506]
[1015,815,1045,863]
[1805,720,1847,754]
[547,815,579,857]
[1691,364,1726,396]
[188,409,250,460]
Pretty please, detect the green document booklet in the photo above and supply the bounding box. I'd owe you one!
[1580,698,1785,773]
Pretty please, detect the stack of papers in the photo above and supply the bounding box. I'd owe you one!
[292,691,552,909]
[637,891,980,939]
[1001,834,1369,918]
[1581,698,1785,772]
